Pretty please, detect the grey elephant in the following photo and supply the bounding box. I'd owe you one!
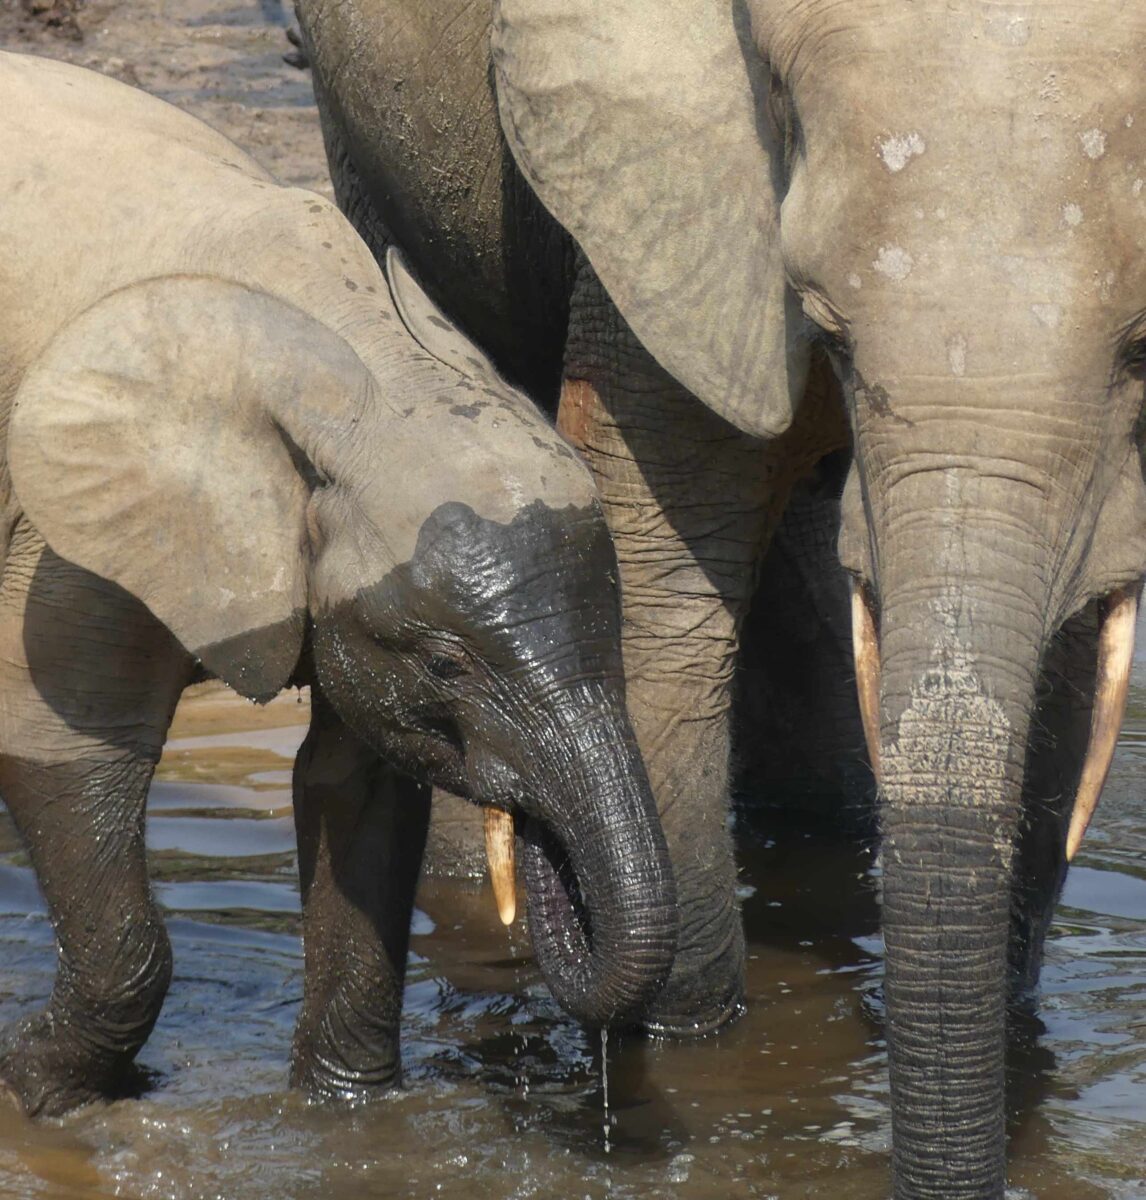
[295,1,1143,1195]
[0,49,677,1117]
[295,0,856,1043]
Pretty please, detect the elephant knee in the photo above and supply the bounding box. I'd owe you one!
[56,916,173,1059]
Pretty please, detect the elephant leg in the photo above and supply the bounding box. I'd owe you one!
[560,266,843,1032]
[289,689,431,1100]
[0,528,191,1116]
[734,449,875,832]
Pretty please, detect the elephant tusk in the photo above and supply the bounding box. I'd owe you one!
[484,807,518,926]
[850,578,882,780]
[1066,586,1138,862]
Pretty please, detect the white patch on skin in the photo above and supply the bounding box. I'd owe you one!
[1126,114,1135,128]
[985,11,1032,45]
[878,132,926,173]
[1079,128,1107,159]
[1031,303,1061,329]
[873,245,914,282]
[947,334,967,377]
[1062,203,1084,227]
[1097,270,1116,302]
[935,207,948,220]
[502,472,527,508]
[886,595,1015,866]
[1134,178,1144,197]
[848,272,863,290]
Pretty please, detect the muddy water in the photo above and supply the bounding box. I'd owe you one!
[1,1,1144,1195]
[0,675,1142,1200]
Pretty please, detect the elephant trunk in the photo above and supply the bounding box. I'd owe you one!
[866,487,1051,1198]
[519,695,678,1028]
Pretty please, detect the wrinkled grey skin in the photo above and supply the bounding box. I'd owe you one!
[294,0,857,1038]
[298,1,1146,1194]
[493,2,1146,1197]
[0,51,675,1117]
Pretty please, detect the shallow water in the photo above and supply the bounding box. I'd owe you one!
[0,666,1141,1200]
[0,1,1144,1195]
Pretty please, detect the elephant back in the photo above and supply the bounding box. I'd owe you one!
[296,0,574,408]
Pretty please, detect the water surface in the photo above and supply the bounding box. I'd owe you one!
[0,656,1141,1199]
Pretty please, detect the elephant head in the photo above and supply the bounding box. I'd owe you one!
[492,0,1146,1193]
[7,244,677,1032]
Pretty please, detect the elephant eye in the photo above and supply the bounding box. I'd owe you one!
[1124,338,1146,378]
[425,649,472,682]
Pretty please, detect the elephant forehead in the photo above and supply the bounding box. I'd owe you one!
[776,13,1146,342]
[766,0,1146,203]
[355,395,597,568]
[347,499,621,651]
[756,0,1146,83]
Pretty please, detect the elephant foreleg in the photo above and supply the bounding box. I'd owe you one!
[289,689,431,1100]
[559,267,842,1032]
[734,451,875,831]
[0,527,191,1115]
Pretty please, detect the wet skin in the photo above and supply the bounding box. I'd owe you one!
[0,51,675,1115]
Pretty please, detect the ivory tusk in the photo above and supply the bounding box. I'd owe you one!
[851,578,882,780]
[1066,586,1138,862]
[484,807,517,926]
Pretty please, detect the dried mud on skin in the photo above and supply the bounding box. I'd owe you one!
[0,0,332,195]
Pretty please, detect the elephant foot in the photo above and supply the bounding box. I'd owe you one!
[289,1042,401,1105]
[0,1014,148,1118]
[289,993,402,1104]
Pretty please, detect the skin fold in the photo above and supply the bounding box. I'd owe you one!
[300,1,1146,1195]
[0,49,677,1117]
[295,0,860,1038]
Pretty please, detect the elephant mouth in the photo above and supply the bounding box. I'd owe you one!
[481,806,597,1007]
[849,577,1139,860]
[518,817,593,979]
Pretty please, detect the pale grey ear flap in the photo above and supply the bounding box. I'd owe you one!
[8,277,367,701]
[493,0,806,438]
[385,246,505,388]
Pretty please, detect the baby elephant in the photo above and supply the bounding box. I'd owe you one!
[0,50,675,1116]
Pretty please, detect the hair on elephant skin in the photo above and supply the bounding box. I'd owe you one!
[0,49,677,1119]
[296,1,1146,1196]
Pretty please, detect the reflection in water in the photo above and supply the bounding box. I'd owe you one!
[0,664,1142,1198]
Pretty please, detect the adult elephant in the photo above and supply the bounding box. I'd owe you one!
[296,1,1145,1191]
[295,0,855,1041]
[493,1,1143,1196]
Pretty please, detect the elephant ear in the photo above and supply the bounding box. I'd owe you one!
[8,277,367,701]
[492,0,805,438]
[385,246,504,388]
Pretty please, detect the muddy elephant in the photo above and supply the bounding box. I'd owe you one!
[295,0,860,1042]
[297,2,1144,1194]
[0,50,677,1117]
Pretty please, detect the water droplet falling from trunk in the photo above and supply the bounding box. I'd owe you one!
[601,1026,611,1155]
